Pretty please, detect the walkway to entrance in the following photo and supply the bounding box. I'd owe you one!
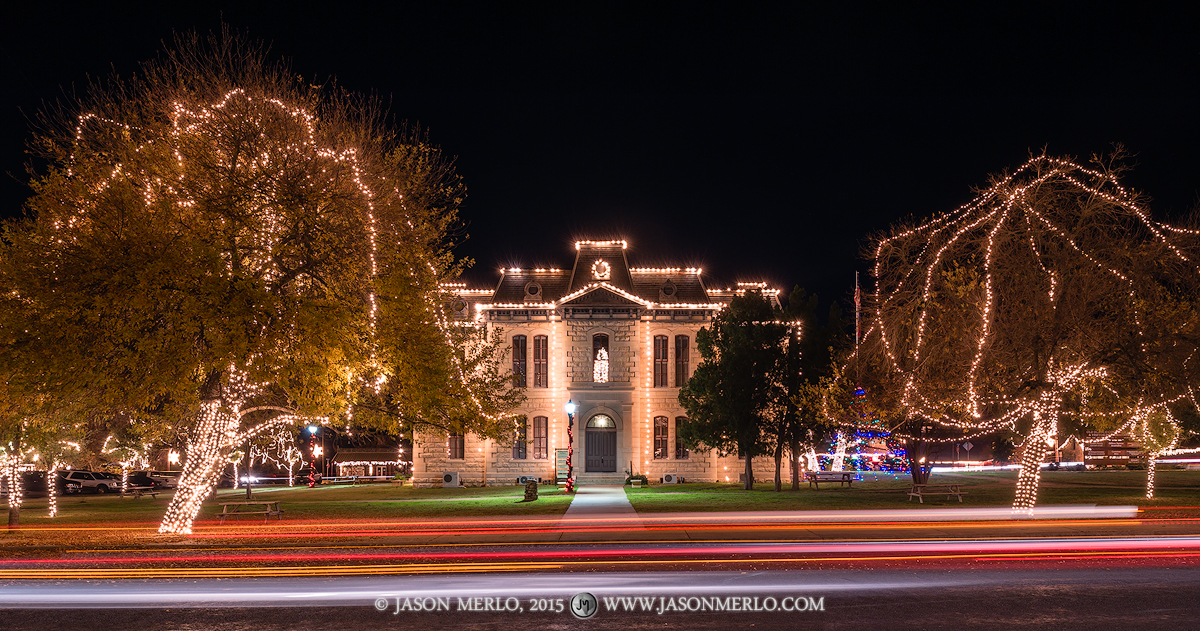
[562,485,643,529]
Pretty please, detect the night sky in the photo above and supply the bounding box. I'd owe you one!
[3,4,1197,310]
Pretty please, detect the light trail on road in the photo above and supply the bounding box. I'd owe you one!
[1,567,1198,608]
[1,536,1197,578]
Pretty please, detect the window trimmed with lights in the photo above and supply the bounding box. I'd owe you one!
[448,433,465,459]
[653,335,668,387]
[533,416,548,459]
[512,335,527,387]
[653,416,668,460]
[533,335,548,388]
[675,416,689,460]
[675,335,690,387]
[512,422,527,459]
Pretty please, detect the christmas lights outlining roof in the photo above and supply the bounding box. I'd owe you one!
[445,237,780,310]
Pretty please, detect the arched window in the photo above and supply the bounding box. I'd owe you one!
[593,334,610,383]
[675,335,690,387]
[653,416,668,460]
[653,335,668,387]
[587,414,615,428]
[533,335,548,388]
[675,417,689,460]
[512,335,527,387]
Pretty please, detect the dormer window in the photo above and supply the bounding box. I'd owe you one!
[523,281,542,301]
[659,280,677,302]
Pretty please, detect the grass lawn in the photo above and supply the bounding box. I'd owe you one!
[196,482,573,521]
[0,482,573,546]
[624,470,1200,512]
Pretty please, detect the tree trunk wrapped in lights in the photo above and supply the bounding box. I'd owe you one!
[857,152,1200,511]
[2,444,23,528]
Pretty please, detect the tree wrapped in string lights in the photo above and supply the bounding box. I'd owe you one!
[0,30,502,533]
[862,153,1200,511]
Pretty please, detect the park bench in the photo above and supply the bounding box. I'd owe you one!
[218,500,285,524]
[122,485,158,499]
[907,483,966,503]
[805,471,855,489]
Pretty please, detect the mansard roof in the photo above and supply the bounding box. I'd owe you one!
[447,238,780,310]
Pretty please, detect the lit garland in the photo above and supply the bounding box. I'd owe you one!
[593,348,610,383]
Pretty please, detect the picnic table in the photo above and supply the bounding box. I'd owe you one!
[218,500,285,524]
[907,483,966,503]
[122,485,158,499]
[805,471,855,489]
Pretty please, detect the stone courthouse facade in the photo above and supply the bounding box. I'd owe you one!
[411,239,781,487]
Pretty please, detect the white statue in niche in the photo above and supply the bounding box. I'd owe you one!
[593,347,610,383]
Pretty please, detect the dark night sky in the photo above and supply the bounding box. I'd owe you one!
[3,4,1197,309]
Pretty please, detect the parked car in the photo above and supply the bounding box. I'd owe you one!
[60,470,120,494]
[126,472,161,489]
[134,470,180,489]
[2,472,85,497]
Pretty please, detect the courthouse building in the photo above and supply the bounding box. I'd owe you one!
[411,239,781,487]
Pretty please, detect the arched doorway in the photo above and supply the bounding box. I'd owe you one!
[585,414,617,472]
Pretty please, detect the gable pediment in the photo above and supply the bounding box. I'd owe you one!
[560,284,646,306]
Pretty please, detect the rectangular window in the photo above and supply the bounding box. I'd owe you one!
[533,335,548,388]
[513,422,527,459]
[448,433,465,460]
[675,417,689,460]
[653,416,668,460]
[653,335,668,387]
[533,416,548,459]
[512,335,527,387]
[675,335,690,387]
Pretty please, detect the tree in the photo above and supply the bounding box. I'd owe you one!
[679,291,787,490]
[0,29,518,534]
[773,288,845,490]
[860,152,1200,510]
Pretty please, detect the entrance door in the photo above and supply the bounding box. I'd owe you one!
[585,414,617,472]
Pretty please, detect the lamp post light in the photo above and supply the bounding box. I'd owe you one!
[564,400,577,493]
[307,425,319,488]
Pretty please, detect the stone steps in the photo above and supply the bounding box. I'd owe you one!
[573,475,627,485]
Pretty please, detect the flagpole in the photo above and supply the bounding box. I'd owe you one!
[854,271,861,383]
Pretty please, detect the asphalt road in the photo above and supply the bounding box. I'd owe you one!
[2,567,1198,630]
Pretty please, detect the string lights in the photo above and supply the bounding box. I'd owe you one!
[856,155,1200,510]
[57,84,482,531]
[593,348,610,383]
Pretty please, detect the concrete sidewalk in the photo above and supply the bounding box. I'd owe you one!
[561,484,643,529]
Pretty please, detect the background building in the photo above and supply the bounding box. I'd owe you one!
[412,239,781,487]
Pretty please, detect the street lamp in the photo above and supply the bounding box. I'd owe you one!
[564,400,577,493]
[307,425,319,488]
